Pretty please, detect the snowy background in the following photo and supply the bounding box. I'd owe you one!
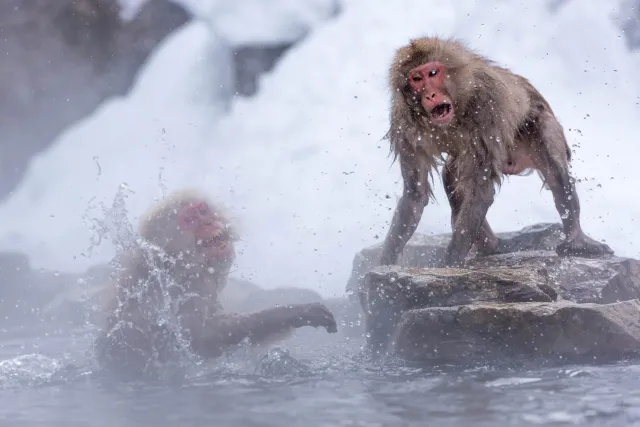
[0,0,638,298]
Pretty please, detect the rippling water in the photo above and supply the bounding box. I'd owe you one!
[3,323,640,427]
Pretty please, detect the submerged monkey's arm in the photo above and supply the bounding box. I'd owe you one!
[177,297,337,358]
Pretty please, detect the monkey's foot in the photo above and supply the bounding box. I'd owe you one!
[475,238,513,257]
[556,234,614,257]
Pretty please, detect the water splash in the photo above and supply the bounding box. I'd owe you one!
[79,184,204,379]
[0,354,64,389]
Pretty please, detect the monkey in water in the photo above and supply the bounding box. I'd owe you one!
[94,189,337,379]
[379,37,613,267]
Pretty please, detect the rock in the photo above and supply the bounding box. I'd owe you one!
[218,277,263,310]
[360,264,556,354]
[0,0,191,199]
[0,0,344,199]
[353,222,640,365]
[44,270,269,326]
[0,251,76,324]
[618,0,640,49]
[345,222,565,298]
[233,43,293,97]
[468,251,640,304]
[228,286,324,313]
[392,300,640,365]
[41,264,113,326]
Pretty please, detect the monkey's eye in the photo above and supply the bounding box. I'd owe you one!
[178,206,201,228]
[197,203,209,215]
[411,75,423,82]
[428,69,438,77]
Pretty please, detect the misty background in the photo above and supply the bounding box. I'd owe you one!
[1,1,640,426]
[0,0,639,303]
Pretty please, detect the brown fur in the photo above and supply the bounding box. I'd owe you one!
[379,37,613,267]
[95,189,337,379]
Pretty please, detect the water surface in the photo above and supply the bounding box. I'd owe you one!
[2,323,640,427]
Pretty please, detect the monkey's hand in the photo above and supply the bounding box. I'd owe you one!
[192,302,338,356]
[289,302,338,333]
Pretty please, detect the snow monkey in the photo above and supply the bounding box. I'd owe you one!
[379,37,613,267]
[95,189,337,378]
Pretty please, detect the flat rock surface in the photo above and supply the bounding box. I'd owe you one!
[360,264,556,354]
[468,251,640,304]
[352,222,640,364]
[392,299,640,365]
[362,265,556,308]
[346,223,565,297]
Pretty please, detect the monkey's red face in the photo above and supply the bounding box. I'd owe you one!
[177,201,234,264]
[407,61,454,126]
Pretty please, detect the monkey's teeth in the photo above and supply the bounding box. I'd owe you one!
[199,234,228,249]
[431,103,451,118]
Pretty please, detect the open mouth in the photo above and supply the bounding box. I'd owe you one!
[429,102,453,122]
[200,235,226,248]
[197,232,231,258]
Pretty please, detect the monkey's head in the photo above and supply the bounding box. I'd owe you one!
[391,37,477,127]
[138,190,238,275]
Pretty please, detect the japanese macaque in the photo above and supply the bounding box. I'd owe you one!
[379,37,613,267]
[94,189,337,378]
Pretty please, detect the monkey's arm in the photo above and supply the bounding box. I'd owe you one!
[178,299,337,359]
[379,149,432,265]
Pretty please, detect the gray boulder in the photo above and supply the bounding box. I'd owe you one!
[392,300,640,365]
[44,271,265,326]
[0,0,190,199]
[346,222,565,298]
[360,264,557,355]
[355,222,640,365]
[0,252,77,325]
[225,286,323,313]
[468,251,640,304]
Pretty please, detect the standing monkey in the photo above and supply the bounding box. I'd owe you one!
[379,37,613,267]
[95,189,337,379]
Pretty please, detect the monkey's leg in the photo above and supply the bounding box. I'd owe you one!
[379,153,431,265]
[533,112,613,257]
[444,164,496,267]
[442,157,506,257]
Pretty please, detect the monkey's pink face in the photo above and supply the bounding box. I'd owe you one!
[407,61,454,126]
[177,201,234,264]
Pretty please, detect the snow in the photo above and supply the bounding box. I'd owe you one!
[1,0,639,298]
[0,20,232,264]
[118,0,340,45]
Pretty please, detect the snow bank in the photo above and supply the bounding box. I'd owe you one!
[118,0,340,44]
[199,0,640,295]
[1,0,638,298]
[0,20,231,264]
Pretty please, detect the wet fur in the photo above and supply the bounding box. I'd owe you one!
[379,37,612,267]
[95,190,337,378]
[386,38,569,192]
